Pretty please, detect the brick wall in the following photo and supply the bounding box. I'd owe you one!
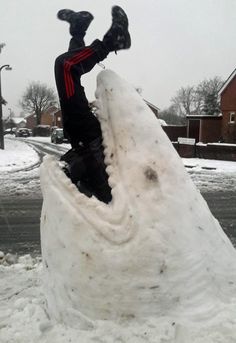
[196,144,236,161]
[173,142,236,161]
[41,112,53,126]
[25,115,36,129]
[220,76,236,143]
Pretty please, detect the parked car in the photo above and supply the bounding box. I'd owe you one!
[4,128,15,135]
[51,128,68,144]
[15,128,31,137]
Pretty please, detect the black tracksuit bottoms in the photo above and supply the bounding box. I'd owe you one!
[54,39,109,148]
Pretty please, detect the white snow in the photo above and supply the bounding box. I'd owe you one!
[0,138,42,198]
[0,138,39,172]
[0,77,236,341]
[38,70,236,342]
[0,137,69,198]
[183,158,236,192]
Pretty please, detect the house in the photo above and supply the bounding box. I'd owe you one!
[186,114,222,143]
[4,116,26,132]
[25,106,62,130]
[12,117,26,129]
[25,113,36,129]
[40,106,59,127]
[180,69,236,144]
[219,68,236,143]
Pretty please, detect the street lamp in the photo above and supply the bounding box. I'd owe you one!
[0,64,12,150]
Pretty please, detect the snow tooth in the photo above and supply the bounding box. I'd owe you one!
[104,147,109,155]
[108,178,116,188]
[93,99,101,107]
[104,156,112,165]
[111,185,119,198]
[95,109,102,115]
[103,142,109,149]
[106,165,113,175]
[74,193,83,203]
[68,183,77,191]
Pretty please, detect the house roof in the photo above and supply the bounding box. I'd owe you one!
[12,117,26,124]
[218,68,236,95]
[186,114,222,119]
[24,113,35,119]
[144,99,160,111]
[44,106,59,115]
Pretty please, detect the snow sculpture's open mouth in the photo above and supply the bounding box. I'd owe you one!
[40,70,236,329]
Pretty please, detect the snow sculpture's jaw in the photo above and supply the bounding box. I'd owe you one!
[40,70,236,329]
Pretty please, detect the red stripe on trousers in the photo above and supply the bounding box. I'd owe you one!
[63,48,94,98]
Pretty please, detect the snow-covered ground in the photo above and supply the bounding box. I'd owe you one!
[1,137,236,342]
[1,137,236,198]
[0,138,42,198]
[0,137,69,198]
[183,157,236,192]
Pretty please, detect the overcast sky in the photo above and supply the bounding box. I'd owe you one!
[1,0,236,118]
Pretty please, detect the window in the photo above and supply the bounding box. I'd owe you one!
[229,112,235,123]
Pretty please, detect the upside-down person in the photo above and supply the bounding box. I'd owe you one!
[54,6,131,204]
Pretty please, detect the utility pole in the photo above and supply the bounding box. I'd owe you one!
[0,64,12,149]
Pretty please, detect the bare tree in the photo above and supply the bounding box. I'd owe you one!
[20,82,57,125]
[158,105,187,125]
[196,76,223,115]
[171,86,197,116]
[171,76,224,118]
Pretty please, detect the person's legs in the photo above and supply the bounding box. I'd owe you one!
[56,6,131,203]
[84,137,112,203]
[55,42,112,202]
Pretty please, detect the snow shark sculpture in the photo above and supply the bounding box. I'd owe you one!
[40,70,236,337]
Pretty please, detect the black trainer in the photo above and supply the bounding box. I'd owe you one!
[103,5,131,52]
[57,9,94,37]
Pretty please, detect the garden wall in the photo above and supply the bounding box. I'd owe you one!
[173,142,236,161]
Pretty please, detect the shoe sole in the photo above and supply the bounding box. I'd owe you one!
[112,6,129,29]
[111,6,131,49]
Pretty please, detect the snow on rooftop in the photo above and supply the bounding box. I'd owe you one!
[12,117,26,124]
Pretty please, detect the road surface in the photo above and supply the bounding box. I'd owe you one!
[0,140,235,255]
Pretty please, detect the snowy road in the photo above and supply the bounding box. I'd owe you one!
[0,137,236,254]
[0,198,42,255]
[0,138,68,254]
[203,191,236,246]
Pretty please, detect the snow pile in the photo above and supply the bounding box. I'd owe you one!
[38,70,236,342]
[0,138,41,198]
[0,138,39,172]
[1,254,236,343]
